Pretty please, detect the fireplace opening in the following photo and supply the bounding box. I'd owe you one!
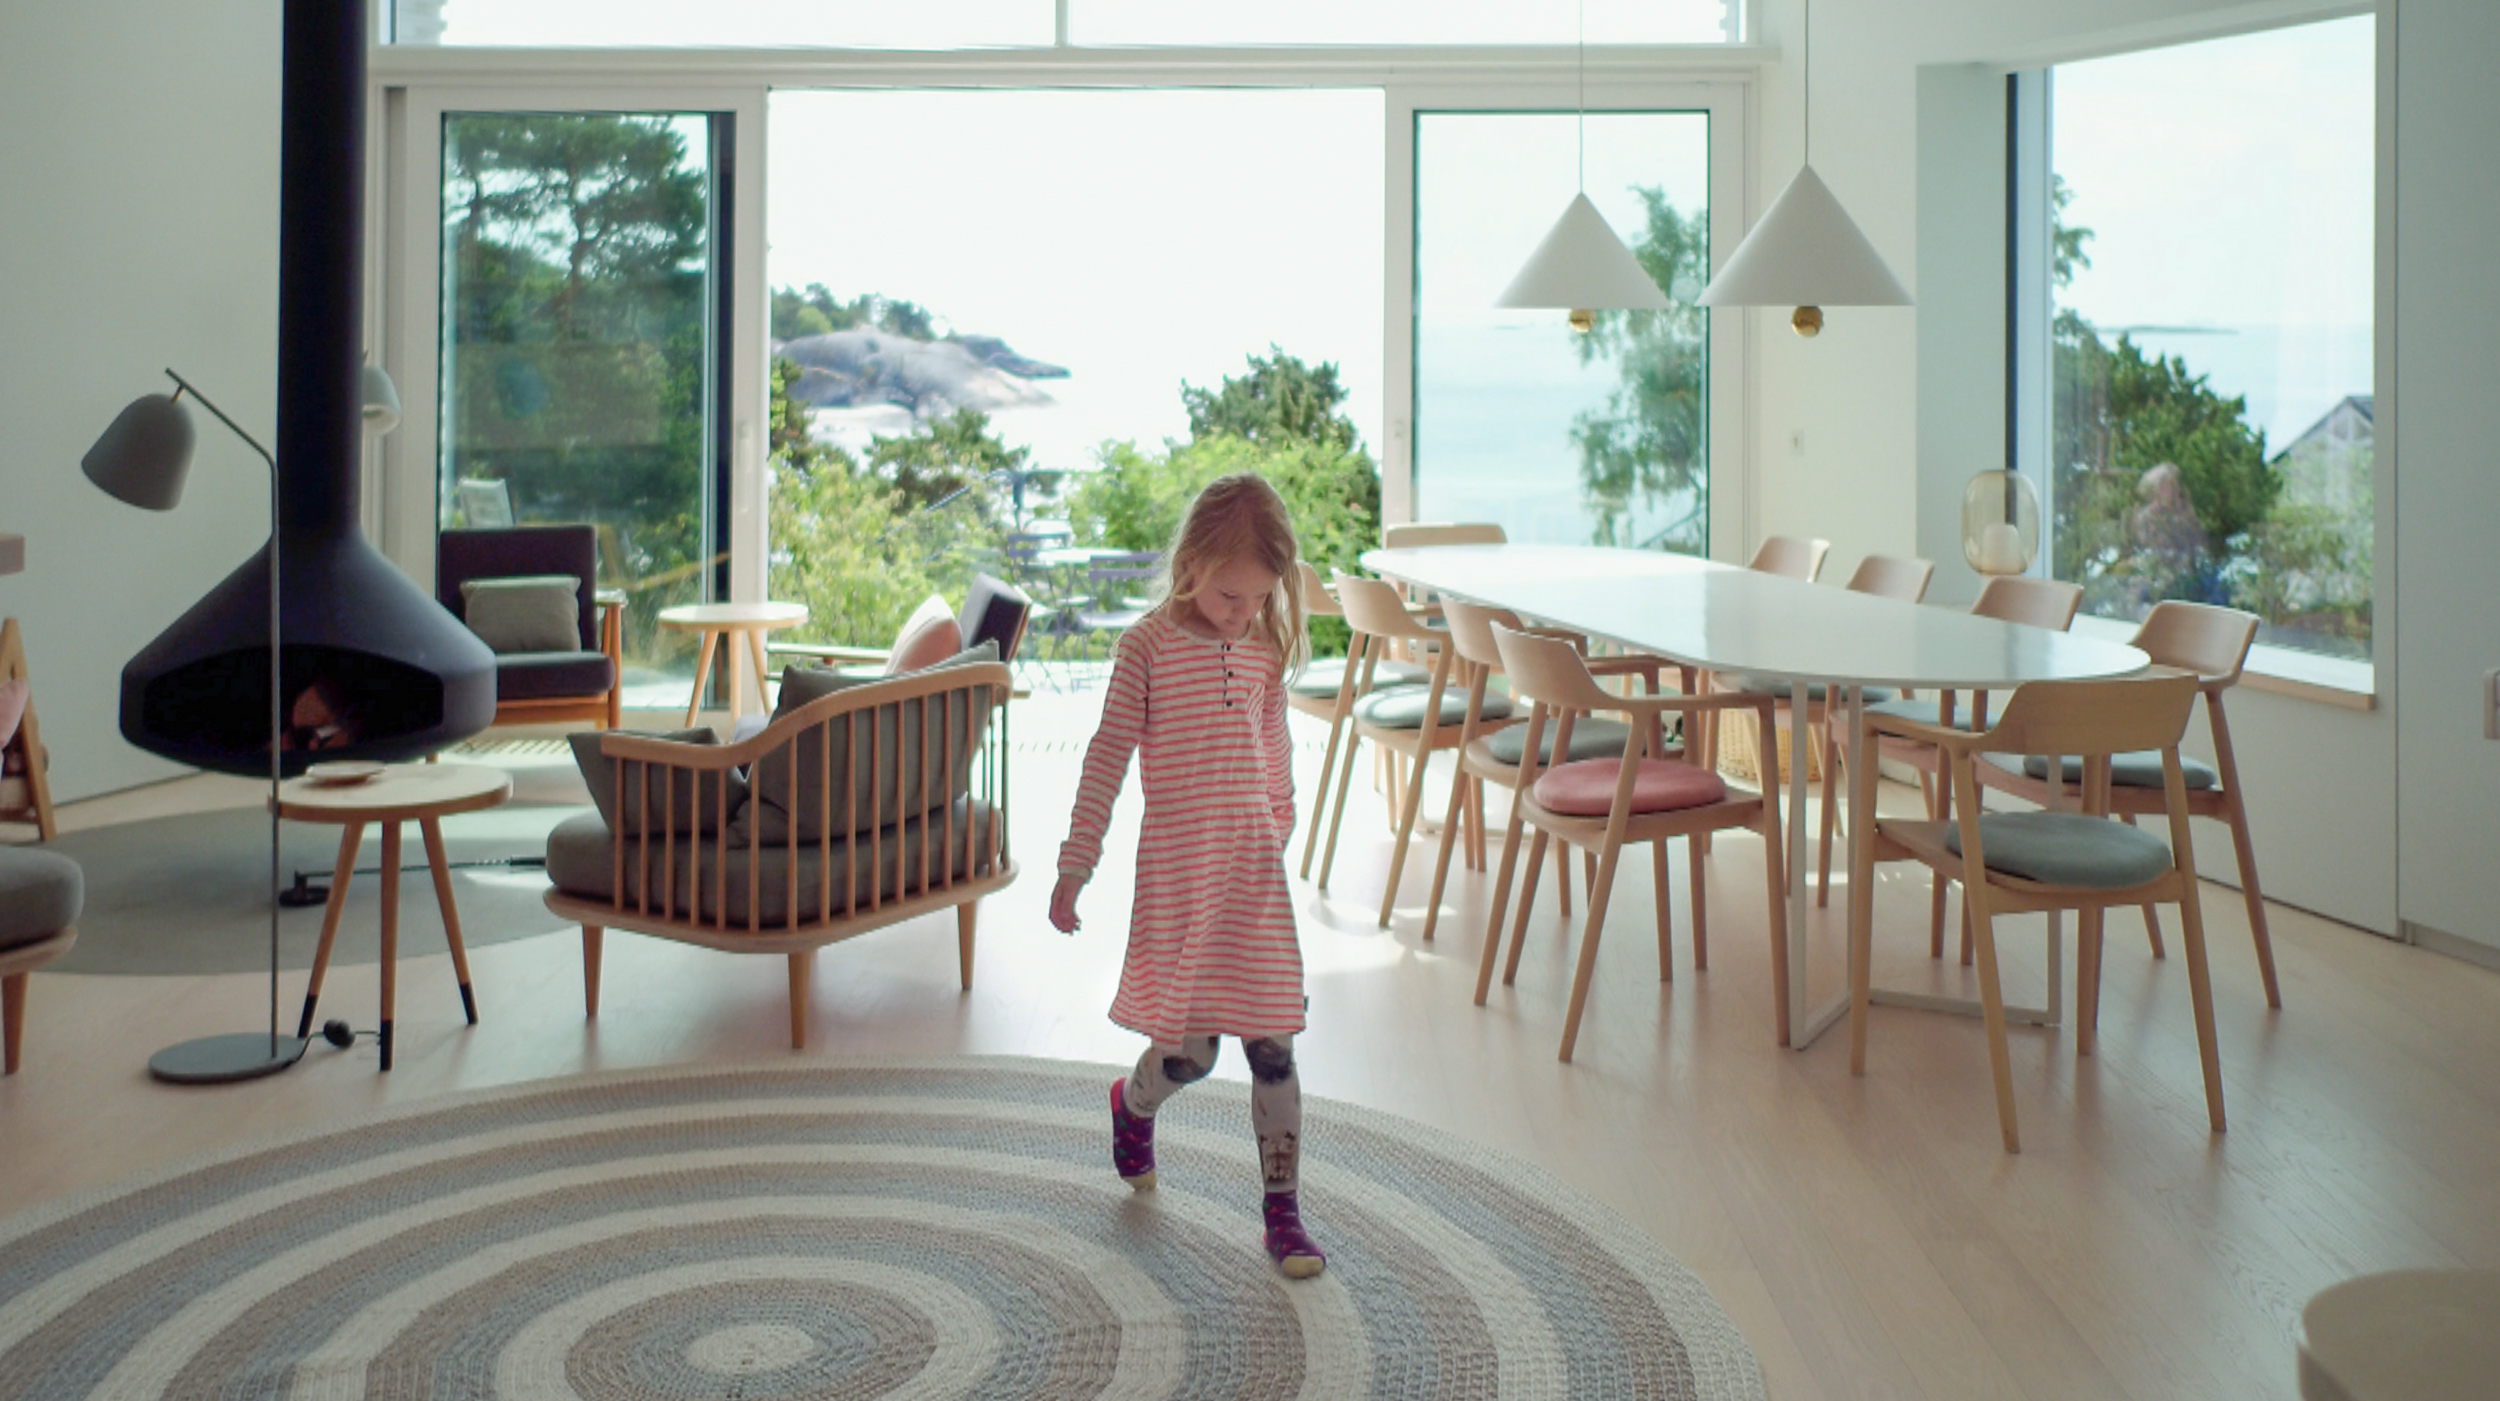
[139,646,446,764]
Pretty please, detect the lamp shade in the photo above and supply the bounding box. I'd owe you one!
[1696,165,1910,310]
[82,393,196,512]
[360,364,402,435]
[1961,469,2042,576]
[1496,192,1672,312]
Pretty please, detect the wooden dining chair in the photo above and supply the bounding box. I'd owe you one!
[1747,535,1831,581]
[1863,574,2084,958]
[1709,554,1935,905]
[1290,559,1427,880]
[1317,571,1517,926]
[1419,600,1686,945]
[1483,623,1791,1059]
[1971,600,2281,1007]
[1847,673,2226,1153]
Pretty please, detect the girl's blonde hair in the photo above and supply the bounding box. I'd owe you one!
[1153,473,1308,682]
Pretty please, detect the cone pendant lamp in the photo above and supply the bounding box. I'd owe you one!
[1495,0,1669,331]
[1696,0,1909,335]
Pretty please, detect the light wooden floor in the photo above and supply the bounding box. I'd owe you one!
[4,692,2496,1400]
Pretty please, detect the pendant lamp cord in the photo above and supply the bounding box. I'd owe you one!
[1576,0,1586,191]
[1802,0,1812,167]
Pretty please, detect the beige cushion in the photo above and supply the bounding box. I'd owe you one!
[460,574,581,654]
[0,678,23,752]
[884,594,962,676]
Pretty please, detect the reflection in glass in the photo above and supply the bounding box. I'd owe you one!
[438,112,721,699]
[1074,0,1739,47]
[2047,16,2374,659]
[1415,111,1709,552]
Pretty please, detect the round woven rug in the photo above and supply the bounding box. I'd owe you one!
[0,1057,1763,1400]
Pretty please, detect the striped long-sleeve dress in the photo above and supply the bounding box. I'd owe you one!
[1058,611,1304,1043]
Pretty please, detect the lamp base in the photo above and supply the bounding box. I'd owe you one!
[147,1032,310,1084]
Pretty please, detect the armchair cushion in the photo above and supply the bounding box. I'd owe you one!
[545,799,995,927]
[568,727,748,836]
[495,650,617,702]
[1722,674,1898,705]
[1286,657,1427,700]
[1482,716,1635,767]
[1353,684,1511,730]
[740,640,1000,844]
[1941,811,2174,889]
[460,575,583,654]
[0,678,23,752]
[957,573,1033,662]
[884,594,962,676]
[0,847,81,953]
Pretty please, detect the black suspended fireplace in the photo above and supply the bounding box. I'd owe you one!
[117,0,493,777]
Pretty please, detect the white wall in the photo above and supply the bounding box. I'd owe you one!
[2390,0,2500,955]
[1749,0,2405,934]
[0,0,284,803]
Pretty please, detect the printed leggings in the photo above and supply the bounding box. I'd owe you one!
[1122,1035,1301,1193]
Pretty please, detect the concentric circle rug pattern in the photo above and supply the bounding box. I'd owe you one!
[0,1057,1764,1400]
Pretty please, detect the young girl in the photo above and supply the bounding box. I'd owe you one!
[1048,473,1323,1279]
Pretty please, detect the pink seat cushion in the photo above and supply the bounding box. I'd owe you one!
[1531,757,1727,817]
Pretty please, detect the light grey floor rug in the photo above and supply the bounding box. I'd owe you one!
[0,1056,1765,1400]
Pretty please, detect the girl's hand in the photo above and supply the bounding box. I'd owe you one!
[1049,874,1085,934]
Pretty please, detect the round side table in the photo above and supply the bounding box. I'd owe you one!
[657,601,810,727]
[278,763,512,1071]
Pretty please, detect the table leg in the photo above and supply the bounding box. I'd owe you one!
[379,822,401,1071]
[419,817,479,1026]
[744,627,773,712]
[297,822,364,1039]
[683,629,720,727]
[1784,685,1818,1046]
[725,630,749,721]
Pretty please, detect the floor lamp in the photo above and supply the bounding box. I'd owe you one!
[82,364,401,1083]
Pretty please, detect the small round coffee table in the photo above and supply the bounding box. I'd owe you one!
[657,601,810,726]
[278,762,513,1071]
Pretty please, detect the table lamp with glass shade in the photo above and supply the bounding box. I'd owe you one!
[1962,468,2042,576]
[81,363,402,1083]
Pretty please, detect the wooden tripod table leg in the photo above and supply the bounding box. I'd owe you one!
[378,823,402,1071]
[682,629,720,727]
[419,817,479,1026]
[297,822,366,1040]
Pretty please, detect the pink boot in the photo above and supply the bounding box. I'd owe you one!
[1263,1191,1326,1279]
[1110,1079,1157,1190]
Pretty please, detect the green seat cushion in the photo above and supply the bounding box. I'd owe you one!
[1941,811,2175,889]
[1481,716,1635,766]
[1286,657,1428,699]
[1352,684,1512,730]
[1981,750,2219,791]
[1721,674,1897,704]
[1865,696,1981,730]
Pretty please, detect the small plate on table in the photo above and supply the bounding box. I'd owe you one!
[304,761,386,786]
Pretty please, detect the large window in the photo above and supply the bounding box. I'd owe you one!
[761,89,1384,649]
[1414,111,1712,551]
[2021,17,2375,660]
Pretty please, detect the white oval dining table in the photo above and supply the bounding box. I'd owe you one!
[1361,543,2151,1049]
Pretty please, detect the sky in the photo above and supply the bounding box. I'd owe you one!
[2051,15,2375,443]
[767,89,1386,471]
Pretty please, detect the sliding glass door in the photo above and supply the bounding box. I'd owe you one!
[386,87,766,713]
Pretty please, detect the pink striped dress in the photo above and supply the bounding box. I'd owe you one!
[1059,611,1304,1043]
